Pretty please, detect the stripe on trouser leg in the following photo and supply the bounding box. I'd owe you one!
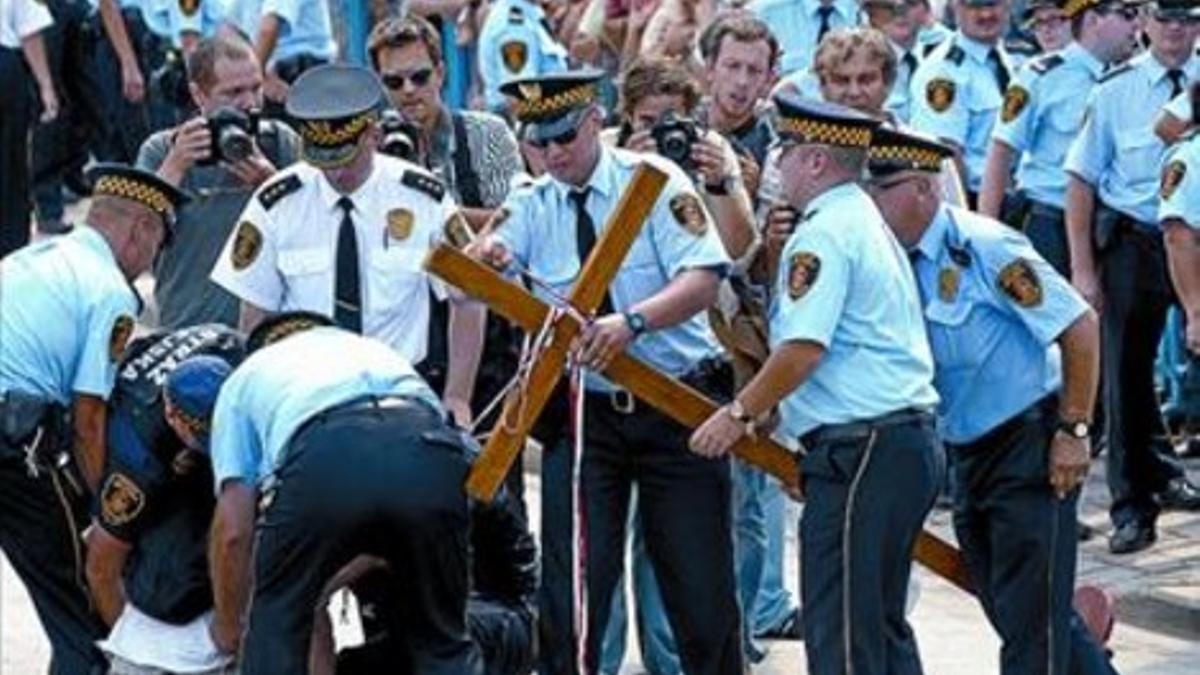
[842,430,879,675]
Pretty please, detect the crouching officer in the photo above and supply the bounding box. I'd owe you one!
[201,312,485,674]
[0,163,185,673]
[85,325,245,674]
[867,127,1115,675]
[690,97,942,675]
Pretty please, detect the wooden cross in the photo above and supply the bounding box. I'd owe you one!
[425,164,973,593]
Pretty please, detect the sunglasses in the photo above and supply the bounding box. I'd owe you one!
[527,126,581,149]
[381,68,435,90]
[1153,10,1200,24]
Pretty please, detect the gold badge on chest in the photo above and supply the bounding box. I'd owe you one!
[387,208,414,242]
[938,266,960,303]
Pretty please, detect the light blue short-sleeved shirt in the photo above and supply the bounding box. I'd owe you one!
[1064,50,1200,226]
[770,182,938,439]
[0,226,139,404]
[909,33,1014,192]
[140,0,227,46]
[223,0,335,64]
[910,205,1088,444]
[492,146,730,390]
[993,43,1106,209]
[1159,135,1200,228]
[749,0,860,77]
[478,0,569,112]
[208,328,442,492]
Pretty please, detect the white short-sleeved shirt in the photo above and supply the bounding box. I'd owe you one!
[211,156,457,363]
[1,0,53,48]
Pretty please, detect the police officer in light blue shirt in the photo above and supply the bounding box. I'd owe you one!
[749,0,861,77]
[478,0,569,115]
[979,0,1138,274]
[866,126,1117,675]
[0,163,184,674]
[690,96,940,675]
[469,69,742,675]
[202,312,484,672]
[909,0,1016,204]
[1159,128,1200,437]
[143,0,227,48]
[1064,0,1200,555]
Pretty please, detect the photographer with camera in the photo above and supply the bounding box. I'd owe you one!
[609,56,756,260]
[138,32,301,330]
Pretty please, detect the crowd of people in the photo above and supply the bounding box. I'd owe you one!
[3,0,1200,674]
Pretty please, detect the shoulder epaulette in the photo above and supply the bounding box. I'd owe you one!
[402,169,446,201]
[1030,53,1064,75]
[923,42,940,58]
[508,5,524,23]
[258,174,301,210]
[1098,62,1134,84]
[946,44,965,66]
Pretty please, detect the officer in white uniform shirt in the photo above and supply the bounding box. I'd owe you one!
[211,64,484,423]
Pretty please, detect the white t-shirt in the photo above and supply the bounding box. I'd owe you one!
[0,0,53,49]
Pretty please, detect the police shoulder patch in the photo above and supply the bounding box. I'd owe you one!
[231,220,263,271]
[997,258,1043,308]
[402,169,446,201]
[258,174,302,210]
[788,252,821,300]
[926,78,956,113]
[1001,85,1030,123]
[444,210,476,248]
[109,315,135,363]
[1030,53,1065,75]
[669,193,707,236]
[1162,160,1187,200]
[100,472,146,527]
[501,41,528,74]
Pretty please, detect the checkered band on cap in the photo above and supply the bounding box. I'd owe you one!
[300,114,373,148]
[868,143,945,172]
[513,83,598,121]
[777,117,873,148]
[93,175,174,215]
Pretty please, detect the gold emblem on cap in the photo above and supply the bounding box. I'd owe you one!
[998,258,1043,308]
[927,78,956,113]
[938,267,960,303]
[109,314,135,363]
[669,193,708,236]
[518,82,542,102]
[1162,160,1187,201]
[788,252,822,300]
[100,473,146,526]
[231,221,263,271]
[388,208,414,242]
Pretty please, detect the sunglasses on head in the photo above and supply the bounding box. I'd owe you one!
[527,126,581,149]
[381,68,434,90]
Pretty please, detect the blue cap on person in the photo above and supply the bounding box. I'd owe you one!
[165,356,233,452]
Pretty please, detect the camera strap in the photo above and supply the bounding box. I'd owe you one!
[451,112,483,208]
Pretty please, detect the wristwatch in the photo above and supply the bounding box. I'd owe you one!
[705,174,739,195]
[1057,419,1091,439]
[623,311,648,337]
[727,399,758,437]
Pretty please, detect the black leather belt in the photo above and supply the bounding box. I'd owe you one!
[800,408,933,449]
[1026,200,1064,222]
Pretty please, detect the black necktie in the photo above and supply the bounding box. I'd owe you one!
[334,196,362,333]
[816,6,835,47]
[1167,68,1185,99]
[903,51,919,84]
[569,188,614,316]
[988,48,1011,93]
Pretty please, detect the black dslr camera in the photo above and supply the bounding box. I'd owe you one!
[202,107,260,165]
[379,109,422,163]
[651,111,701,174]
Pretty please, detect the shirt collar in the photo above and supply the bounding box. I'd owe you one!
[913,203,953,262]
[316,161,379,213]
[804,0,854,19]
[1063,41,1106,80]
[74,224,119,266]
[955,32,996,64]
[1141,51,1197,88]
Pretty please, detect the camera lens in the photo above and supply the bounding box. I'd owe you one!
[219,126,254,163]
[661,132,690,162]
